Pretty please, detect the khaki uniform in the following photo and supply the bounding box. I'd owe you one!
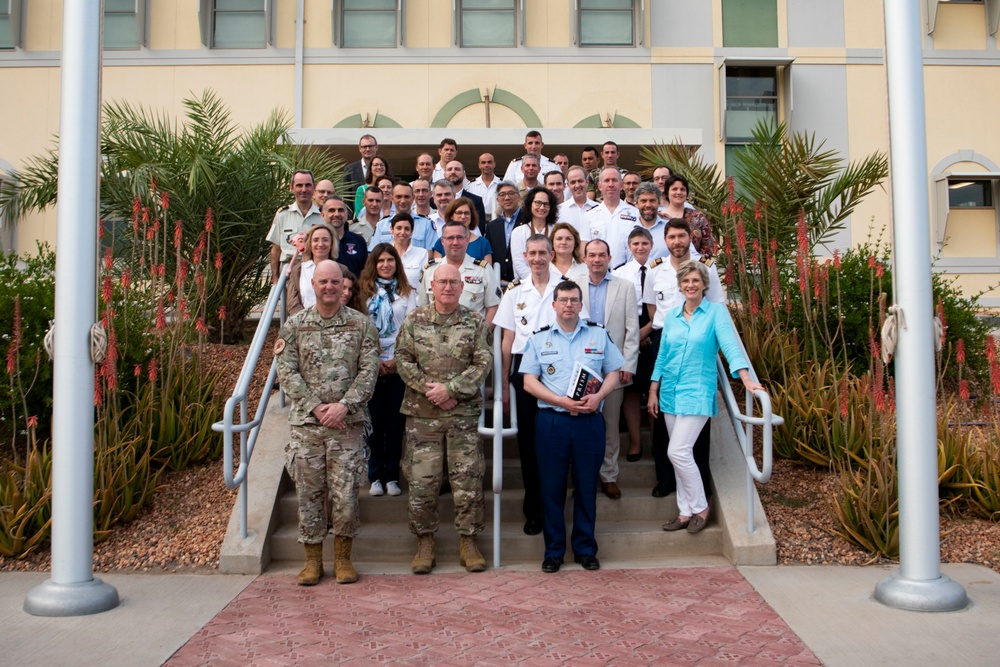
[266,203,323,263]
[275,306,379,543]
[417,256,502,317]
[395,304,492,536]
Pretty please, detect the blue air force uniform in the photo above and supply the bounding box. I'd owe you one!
[520,320,626,560]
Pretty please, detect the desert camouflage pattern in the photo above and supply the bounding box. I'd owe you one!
[395,304,491,419]
[402,415,484,536]
[275,305,379,426]
[287,423,366,543]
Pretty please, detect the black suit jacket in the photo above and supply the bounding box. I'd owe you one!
[344,160,366,191]
[485,216,523,284]
[458,190,488,229]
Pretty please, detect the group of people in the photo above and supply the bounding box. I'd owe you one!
[268,130,763,583]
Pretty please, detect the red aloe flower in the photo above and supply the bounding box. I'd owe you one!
[196,317,209,335]
[867,255,876,269]
[156,299,166,331]
[178,259,189,285]
[832,249,841,269]
[218,305,227,321]
[723,267,734,286]
[142,207,150,225]
[161,191,170,211]
[215,252,223,270]
[104,247,114,271]
[5,346,14,375]
[101,274,114,304]
[987,335,997,364]
[27,415,38,429]
[98,220,104,241]
[174,219,183,248]
[120,268,131,290]
[94,367,103,407]
[812,262,822,299]
[754,201,762,221]
[132,196,141,216]
[763,303,773,323]
[722,235,732,257]
[151,218,159,233]
[178,298,187,320]
[887,377,896,413]
[134,364,142,377]
[960,380,970,401]
[796,211,809,257]
[875,263,884,279]
[751,238,760,265]
[204,208,214,232]
[838,376,849,418]
[736,218,747,253]
[785,292,793,315]
[956,338,966,365]
[148,358,158,383]
[770,268,781,309]
[750,290,760,316]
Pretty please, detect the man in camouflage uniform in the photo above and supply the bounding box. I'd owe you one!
[395,263,492,574]
[275,260,379,585]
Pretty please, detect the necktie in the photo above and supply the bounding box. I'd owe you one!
[640,265,646,292]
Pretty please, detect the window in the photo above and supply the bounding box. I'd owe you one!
[0,0,22,50]
[718,58,792,144]
[340,0,398,48]
[104,0,144,50]
[579,0,635,47]
[949,180,994,208]
[459,0,516,47]
[723,66,779,143]
[199,0,269,49]
[722,0,777,48]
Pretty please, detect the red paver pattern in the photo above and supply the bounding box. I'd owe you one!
[166,567,820,666]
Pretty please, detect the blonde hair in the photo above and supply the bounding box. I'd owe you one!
[675,260,709,295]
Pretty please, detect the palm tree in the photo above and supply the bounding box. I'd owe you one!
[638,121,888,260]
[1,90,345,341]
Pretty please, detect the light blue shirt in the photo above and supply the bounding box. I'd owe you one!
[650,300,748,417]
[369,213,438,251]
[587,273,611,326]
[520,319,626,412]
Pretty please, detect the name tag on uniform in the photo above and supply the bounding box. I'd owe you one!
[540,350,558,356]
[621,214,637,222]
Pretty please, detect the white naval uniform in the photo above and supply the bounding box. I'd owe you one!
[584,200,641,269]
[556,198,600,240]
[642,256,724,330]
[503,154,560,185]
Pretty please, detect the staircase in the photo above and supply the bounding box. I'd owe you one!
[220,398,774,574]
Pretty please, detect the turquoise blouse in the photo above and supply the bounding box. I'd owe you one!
[651,299,748,417]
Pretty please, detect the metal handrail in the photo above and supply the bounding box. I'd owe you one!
[715,309,784,533]
[477,262,518,568]
[212,272,288,539]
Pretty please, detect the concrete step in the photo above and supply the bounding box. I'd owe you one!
[278,485,679,526]
[271,518,722,566]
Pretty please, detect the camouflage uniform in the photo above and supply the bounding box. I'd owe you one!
[275,305,379,543]
[395,304,492,536]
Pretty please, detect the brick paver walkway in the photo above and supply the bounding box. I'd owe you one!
[166,567,819,666]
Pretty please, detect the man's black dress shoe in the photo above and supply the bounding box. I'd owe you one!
[574,554,600,571]
[541,557,563,573]
[651,482,673,498]
[523,519,542,535]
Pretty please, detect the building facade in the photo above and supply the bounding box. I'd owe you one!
[1,1,998,302]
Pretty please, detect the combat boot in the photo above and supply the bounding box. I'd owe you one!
[298,542,323,586]
[411,534,436,574]
[459,535,486,573]
[333,536,359,584]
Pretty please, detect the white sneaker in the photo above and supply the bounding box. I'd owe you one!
[370,481,384,496]
[386,481,402,496]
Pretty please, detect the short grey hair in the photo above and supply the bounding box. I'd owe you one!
[635,182,661,200]
[676,260,710,295]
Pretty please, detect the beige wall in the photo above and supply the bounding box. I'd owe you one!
[933,4,988,51]
[843,0,886,49]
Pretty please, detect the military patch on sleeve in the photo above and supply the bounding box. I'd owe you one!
[273,338,286,355]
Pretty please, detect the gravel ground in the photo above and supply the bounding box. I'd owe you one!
[4,322,1000,574]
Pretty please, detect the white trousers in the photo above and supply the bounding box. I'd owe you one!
[664,414,710,516]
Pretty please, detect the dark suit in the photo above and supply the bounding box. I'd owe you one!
[344,160,367,215]
[484,213,522,284]
[456,190,488,228]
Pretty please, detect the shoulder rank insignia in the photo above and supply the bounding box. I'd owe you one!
[276,204,291,213]
[699,257,715,267]
[505,279,522,292]
[533,325,552,334]
[424,258,440,270]
[477,259,491,268]
[586,321,605,328]
[650,258,665,268]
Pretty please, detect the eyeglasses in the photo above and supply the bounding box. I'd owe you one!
[532,201,551,208]
[433,279,462,287]
[497,191,517,198]
[442,235,467,242]
[555,297,582,305]
[360,143,377,150]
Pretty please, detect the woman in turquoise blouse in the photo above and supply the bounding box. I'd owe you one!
[647,260,763,534]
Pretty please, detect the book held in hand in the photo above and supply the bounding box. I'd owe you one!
[566,362,603,401]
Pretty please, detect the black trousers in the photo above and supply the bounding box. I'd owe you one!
[511,354,541,524]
